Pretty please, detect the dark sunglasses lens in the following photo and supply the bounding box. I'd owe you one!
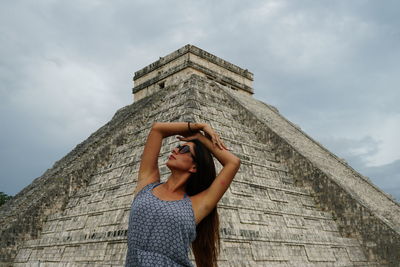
[179,145,191,154]
[175,145,195,159]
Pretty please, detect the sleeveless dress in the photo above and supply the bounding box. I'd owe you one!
[125,182,197,267]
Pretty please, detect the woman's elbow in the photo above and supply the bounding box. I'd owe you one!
[231,157,241,175]
[151,122,164,134]
[231,156,241,167]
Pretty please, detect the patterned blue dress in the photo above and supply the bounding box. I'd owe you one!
[125,182,197,266]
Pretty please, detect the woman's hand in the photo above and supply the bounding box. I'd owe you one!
[202,124,228,150]
[177,124,229,150]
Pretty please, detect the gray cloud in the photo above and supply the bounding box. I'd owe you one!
[0,1,399,201]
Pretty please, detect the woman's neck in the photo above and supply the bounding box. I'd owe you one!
[164,171,190,194]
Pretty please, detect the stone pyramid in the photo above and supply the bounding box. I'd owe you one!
[1,45,399,266]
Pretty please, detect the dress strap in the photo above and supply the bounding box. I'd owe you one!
[147,181,160,189]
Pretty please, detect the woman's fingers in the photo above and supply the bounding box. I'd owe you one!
[213,135,221,149]
[211,136,217,147]
[217,137,227,150]
[216,136,222,150]
[200,125,230,150]
[213,134,228,150]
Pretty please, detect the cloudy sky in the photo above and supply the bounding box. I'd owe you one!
[1,0,399,201]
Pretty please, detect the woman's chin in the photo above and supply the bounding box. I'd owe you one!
[166,162,187,172]
[166,162,172,169]
[166,161,175,170]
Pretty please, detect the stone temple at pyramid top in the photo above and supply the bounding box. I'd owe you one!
[132,44,254,101]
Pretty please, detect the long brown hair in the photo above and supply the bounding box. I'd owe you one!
[185,139,220,267]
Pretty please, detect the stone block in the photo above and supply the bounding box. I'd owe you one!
[41,246,64,261]
[346,246,367,262]
[305,245,336,262]
[321,219,340,232]
[283,215,306,229]
[98,209,124,226]
[230,182,256,197]
[103,242,127,263]
[285,244,307,262]
[332,246,351,263]
[42,221,58,233]
[14,248,31,262]
[251,242,289,261]
[26,248,43,262]
[219,241,252,261]
[65,216,87,231]
[268,189,289,203]
[238,209,270,226]
[303,218,323,231]
[61,246,80,261]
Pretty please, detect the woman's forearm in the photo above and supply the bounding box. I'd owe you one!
[152,122,205,138]
[197,134,240,167]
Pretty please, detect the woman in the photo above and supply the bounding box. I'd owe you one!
[125,122,241,267]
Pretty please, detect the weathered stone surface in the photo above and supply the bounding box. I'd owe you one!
[132,44,253,101]
[0,45,398,266]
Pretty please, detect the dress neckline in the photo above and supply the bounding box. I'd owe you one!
[150,182,188,202]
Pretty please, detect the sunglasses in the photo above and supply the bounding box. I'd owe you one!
[176,144,196,159]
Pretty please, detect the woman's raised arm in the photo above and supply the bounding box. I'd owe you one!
[178,131,240,224]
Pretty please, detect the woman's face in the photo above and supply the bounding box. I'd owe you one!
[166,142,197,173]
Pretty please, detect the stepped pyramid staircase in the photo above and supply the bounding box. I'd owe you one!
[1,45,399,266]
